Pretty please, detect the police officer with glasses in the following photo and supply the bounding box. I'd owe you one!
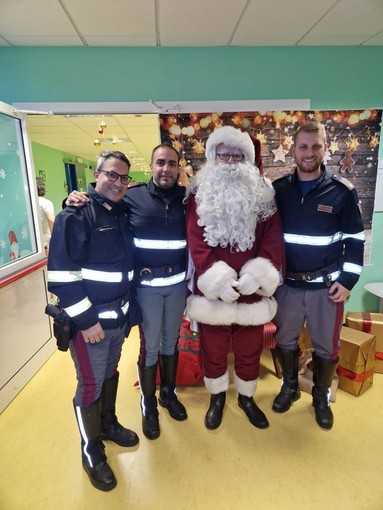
[48,151,141,491]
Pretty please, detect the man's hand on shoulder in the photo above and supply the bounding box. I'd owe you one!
[65,190,90,207]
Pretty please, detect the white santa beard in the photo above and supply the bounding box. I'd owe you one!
[193,161,275,252]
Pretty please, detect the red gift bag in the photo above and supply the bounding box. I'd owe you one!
[174,318,203,385]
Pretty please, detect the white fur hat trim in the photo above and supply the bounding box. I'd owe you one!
[205,125,255,163]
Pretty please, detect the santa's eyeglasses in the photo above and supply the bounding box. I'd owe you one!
[216,153,244,162]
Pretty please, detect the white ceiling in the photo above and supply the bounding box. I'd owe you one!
[27,113,161,174]
[3,0,383,173]
[0,0,382,47]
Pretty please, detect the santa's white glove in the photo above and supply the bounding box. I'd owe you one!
[219,280,240,303]
[233,273,260,296]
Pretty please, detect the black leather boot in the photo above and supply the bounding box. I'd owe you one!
[74,399,116,491]
[312,353,338,430]
[100,375,139,447]
[272,348,301,413]
[238,394,269,429]
[158,353,187,421]
[205,392,226,430]
[138,365,160,440]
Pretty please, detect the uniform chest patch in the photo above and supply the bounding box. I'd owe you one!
[317,204,333,213]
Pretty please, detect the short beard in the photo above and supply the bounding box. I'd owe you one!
[187,160,276,252]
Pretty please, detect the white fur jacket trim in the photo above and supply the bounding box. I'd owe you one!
[186,294,277,327]
[239,257,280,297]
[197,260,237,300]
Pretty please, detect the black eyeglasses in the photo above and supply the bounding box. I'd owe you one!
[216,153,244,162]
[99,170,132,185]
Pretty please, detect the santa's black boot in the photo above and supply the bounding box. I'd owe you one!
[205,392,226,430]
[204,371,229,430]
[235,372,269,429]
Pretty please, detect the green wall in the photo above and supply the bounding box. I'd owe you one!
[32,142,96,214]
[1,46,382,109]
[1,46,382,311]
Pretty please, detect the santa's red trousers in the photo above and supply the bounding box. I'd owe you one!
[198,323,264,381]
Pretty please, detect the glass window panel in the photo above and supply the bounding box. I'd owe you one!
[0,112,38,269]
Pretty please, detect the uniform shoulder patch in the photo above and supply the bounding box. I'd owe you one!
[332,174,355,190]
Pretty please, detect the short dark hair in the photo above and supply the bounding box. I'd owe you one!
[96,150,131,171]
[36,177,45,197]
[293,121,327,144]
[151,143,180,164]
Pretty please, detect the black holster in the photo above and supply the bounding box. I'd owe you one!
[45,303,75,351]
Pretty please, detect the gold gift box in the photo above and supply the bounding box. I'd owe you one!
[337,326,376,396]
[346,312,383,374]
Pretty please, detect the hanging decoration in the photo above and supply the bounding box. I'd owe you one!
[329,140,339,153]
[339,150,355,173]
[272,144,289,163]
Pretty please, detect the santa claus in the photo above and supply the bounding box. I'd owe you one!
[186,126,285,430]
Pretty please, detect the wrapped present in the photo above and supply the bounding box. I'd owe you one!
[337,326,376,396]
[345,312,383,374]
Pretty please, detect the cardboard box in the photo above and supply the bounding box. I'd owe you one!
[337,326,376,396]
[345,312,383,374]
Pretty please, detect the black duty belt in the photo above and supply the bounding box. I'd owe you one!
[139,264,185,280]
[286,263,339,286]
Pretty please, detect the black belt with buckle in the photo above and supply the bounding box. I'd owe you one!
[94,294,129,313]
[286,263,339,286]
[139,264,184,281]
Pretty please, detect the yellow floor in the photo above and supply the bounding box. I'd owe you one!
[1,327,382,510]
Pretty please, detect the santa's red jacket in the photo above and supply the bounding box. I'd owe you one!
[186,193,285,327]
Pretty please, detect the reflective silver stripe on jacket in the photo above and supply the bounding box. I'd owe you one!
[134,238,187,250]
[284,232,342,246]
[342,231,365,241]
[64,297,92,317]
[286,270,341,284]
[98,301,130,319]
[343,262,362,275]
[48,270,82,282]
[284,230,364,246]
[141,272,186,287]
[48,268,134,284]
[82,268,134,282]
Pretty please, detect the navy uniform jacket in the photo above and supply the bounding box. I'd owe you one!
[273,167,364,290]
[48,185,141,331]
[124,178,187,287]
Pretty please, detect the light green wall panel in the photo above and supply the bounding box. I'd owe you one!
[1,46,383,108]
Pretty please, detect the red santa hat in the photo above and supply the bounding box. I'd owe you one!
[205,126,255,163]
